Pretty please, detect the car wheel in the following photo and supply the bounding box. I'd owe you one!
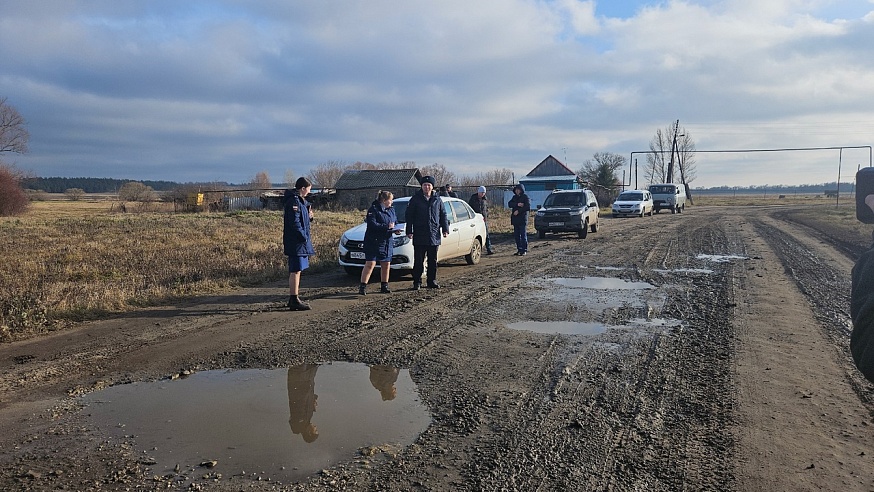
[537,230,546,239]
[612,213,618,218]
[343,266,362,276]
[590,220,598,233]
[671,206,677,214]
[465,238,482,265]
[578,220,589,239]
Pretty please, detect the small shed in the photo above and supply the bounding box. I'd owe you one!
[507,155,584,209]
[334,168,423,209]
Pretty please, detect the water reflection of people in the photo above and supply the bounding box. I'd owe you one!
[287,364,319,443]
[369,365,400,401]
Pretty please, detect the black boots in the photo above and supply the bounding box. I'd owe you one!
[287,295,311,311]
[359,283,367,296]
[380,282,391,294]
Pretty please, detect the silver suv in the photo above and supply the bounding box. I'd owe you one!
[534,189,600,239]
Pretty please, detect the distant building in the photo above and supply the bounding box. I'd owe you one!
[333,168,424,209]
[507,155,585,209]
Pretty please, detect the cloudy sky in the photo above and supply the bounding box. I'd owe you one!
[1,0,872,188]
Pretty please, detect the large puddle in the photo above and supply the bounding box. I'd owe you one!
[81,362,431,484]
[507,318,681,336]
[528,276,667,311]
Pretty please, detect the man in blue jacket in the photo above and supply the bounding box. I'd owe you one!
[405,175,449,290]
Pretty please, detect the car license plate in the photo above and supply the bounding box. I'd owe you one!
[350,252,365,259]
[549,222,563,227]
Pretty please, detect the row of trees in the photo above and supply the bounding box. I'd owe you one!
[301,160,515,190]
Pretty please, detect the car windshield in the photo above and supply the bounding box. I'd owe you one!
[544,193,583,207]
[392,200,409,222]
[618,193,643,201]
[650,186,674,194]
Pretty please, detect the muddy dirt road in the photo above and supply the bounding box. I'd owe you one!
[2,205,874,491]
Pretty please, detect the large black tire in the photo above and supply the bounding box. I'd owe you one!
[578,220,589,239]
[537,230,546,239]
[465,238,482,265]
[590,220,598,233]
[671,206,676,214]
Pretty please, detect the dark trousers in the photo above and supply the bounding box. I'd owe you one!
[413,245,439,283]
[513,222,528,253]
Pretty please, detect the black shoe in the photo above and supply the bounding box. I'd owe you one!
[288,296,312,311]
[486,250,494,255]
[380,283,391,294]
[513,251,520,256]
[412,282,421,291]
[358,283,367,296]
[520,251,527,256]
[426,281,440,289]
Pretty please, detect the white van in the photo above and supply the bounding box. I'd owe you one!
[648,183,687,214]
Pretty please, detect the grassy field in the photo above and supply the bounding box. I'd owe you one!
[0,200,364,341]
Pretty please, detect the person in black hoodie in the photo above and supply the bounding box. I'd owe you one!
[508,183,531,256]
[359,190,399,295]
[283,177,316,310]
[405,175,449,290]
[851,193,874,382]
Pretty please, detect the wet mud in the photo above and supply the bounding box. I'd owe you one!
[1,205,873,490]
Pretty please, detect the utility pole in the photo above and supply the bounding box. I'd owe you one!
[667,119,680,183]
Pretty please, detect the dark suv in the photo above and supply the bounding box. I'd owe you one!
[534,189,600,239]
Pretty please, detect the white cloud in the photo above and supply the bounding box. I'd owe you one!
[0,1,872,187]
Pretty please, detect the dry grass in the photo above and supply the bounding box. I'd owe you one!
[0,200,362,342]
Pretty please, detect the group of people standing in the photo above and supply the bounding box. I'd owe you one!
[282,175,533,310]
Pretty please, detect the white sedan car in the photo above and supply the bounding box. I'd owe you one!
[338,196,487,276]
[612,190,654,218]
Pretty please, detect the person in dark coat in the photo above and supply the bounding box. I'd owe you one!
[283,177,316,310]
[851,194,874,382]
[508,183,531,256]
[405,175,449,290]
[468,185,494,255]
[359,190,399,295]
[444,184,458,198]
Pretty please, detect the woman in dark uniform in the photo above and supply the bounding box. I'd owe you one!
[359,190,399,295]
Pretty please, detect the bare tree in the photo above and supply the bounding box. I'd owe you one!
[0,98,29,155]
[283,169,295,188]
[578,152,626,205]
[64,188,85,201]
[118,182,156,202]
[307,160,346,188]
[250,171,272,190]
[646,127,670,184]
[458,168,515,188]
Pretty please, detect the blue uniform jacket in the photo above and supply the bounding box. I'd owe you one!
[283,189,316,257]
[363,200,398,258]
[405,190,449,246]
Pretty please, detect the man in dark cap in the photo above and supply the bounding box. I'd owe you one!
[405,175,449,290]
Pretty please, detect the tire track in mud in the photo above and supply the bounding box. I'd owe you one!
[450,213,739,491]
[748,215,874,408]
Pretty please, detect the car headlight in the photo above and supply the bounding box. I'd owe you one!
[392,235,410,247]
[535,210,545,217]
[340,234,348,247]
[569,209,584,216]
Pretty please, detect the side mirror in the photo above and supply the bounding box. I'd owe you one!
[589,202,597,208]
[536,204,542,209]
